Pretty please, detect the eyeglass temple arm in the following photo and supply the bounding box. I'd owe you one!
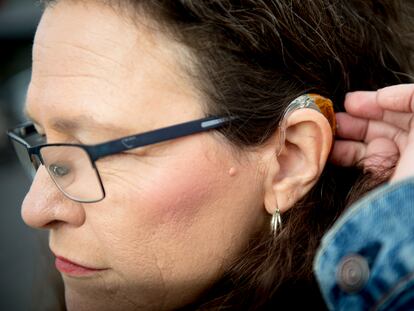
[86,116,232,161]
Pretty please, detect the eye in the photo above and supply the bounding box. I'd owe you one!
[33,123,46,136]
[33,123,44,135]
[49,163,71,177]
[33,123,47,142]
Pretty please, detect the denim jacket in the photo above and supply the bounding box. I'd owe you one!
[314,178,414,311]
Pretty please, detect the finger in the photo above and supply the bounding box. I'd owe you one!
[344,88,414,131]
[361,120,407,151]
[335,113,368,141]
[344,91,383,119]
[382,110,413,131]
[331,139,399,171]
[363,138,399,171]
[377,84,414,113]
[330,140,366,167]
[345,84,414,116]
[391,139,414,182]
[336,113,408,151]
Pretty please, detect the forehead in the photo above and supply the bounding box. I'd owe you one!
[28,0,202,136]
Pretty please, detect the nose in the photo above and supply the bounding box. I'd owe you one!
[21,165,86,229]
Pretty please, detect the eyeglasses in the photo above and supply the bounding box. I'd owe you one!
[7,116,232,203]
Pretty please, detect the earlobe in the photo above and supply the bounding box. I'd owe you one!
[263,108,333,215]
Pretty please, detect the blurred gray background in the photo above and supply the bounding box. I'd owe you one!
[0,0,64,310]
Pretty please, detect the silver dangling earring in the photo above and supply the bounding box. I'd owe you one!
[270,207,282,235]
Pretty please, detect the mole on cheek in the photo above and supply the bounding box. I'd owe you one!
[228,167,237,177]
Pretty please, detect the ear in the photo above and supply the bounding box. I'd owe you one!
[262,108,333,215]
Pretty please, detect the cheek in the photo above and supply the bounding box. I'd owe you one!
[146,160,217,224]
[85,144,231,303]
[77,140,264,308]
[92,144,227,260]
[101,144,226,231]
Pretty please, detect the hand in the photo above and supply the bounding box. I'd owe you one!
[331,84,414,183]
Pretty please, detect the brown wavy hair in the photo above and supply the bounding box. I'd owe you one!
[42,0,414,310]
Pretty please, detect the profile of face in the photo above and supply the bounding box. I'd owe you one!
[21,1,332,310]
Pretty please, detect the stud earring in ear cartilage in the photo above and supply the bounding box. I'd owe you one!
[270,207,282,235]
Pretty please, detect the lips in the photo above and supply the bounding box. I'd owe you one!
[54,255,108,277]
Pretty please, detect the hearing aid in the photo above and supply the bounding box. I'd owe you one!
[277,94,336,155]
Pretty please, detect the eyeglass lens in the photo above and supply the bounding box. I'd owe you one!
[10,139,37,179]
[40,146,104,202]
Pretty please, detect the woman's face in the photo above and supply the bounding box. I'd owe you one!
[22,1,267,310]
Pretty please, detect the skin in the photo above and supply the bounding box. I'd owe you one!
[21,1,332,310]
[331,84,414,183]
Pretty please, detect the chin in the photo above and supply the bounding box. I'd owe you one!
[63,281,168,311]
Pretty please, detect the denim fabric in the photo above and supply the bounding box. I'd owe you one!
[314,178,414,311]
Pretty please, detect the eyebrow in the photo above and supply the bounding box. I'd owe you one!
[24,107,132,137]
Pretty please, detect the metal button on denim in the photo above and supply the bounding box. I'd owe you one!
[336,254,370,293]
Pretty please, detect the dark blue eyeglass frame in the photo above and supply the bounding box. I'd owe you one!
[7,115,233,203]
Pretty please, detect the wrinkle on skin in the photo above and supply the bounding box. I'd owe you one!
[49,41,131,69]
[21,1,268,310]
[31,72,121,87]
[29,3,203,141]
[32,5,198,101]
[32,40,129,68]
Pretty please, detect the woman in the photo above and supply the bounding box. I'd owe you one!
[7,0,414,310]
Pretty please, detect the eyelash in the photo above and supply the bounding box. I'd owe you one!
[38,133,48,143]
